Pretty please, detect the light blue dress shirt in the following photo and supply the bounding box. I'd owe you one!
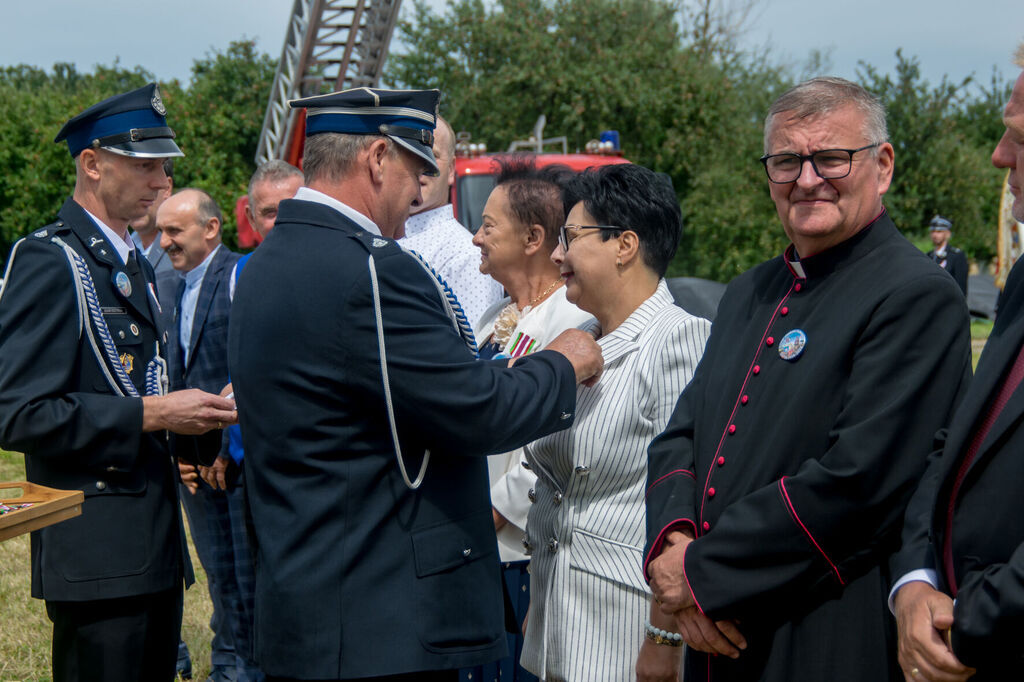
[179,244,220,367]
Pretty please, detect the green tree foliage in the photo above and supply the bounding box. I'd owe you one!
[387,1,1007,279]
[860,51,1006,262]
[386,0,791,281]
[0,41,274,261]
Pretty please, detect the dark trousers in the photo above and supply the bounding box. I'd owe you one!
[267,672,456,682]
[47,586,182,682]
[180,469,260,679]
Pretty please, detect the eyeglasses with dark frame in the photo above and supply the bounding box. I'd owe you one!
[759,143,881,184]
[558,224,628,251]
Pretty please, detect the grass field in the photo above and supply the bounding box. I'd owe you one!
[0,450,214,682]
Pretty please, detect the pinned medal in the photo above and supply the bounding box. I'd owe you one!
[115,271,132,297]
[119,352,135,374]
[778,329,807,361]
[130,323,140,337]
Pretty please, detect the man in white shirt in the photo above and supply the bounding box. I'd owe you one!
[399,115,504,332]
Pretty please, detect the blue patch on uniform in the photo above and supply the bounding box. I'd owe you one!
[114,271,132,298]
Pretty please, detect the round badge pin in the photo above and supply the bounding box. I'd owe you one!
[778,329,807,361]
[130,323,140,337]
[115,271,132,298]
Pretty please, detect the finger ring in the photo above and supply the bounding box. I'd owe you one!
[910,668,921,678]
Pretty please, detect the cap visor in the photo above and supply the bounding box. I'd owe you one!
[103,137,184,158]
[389,135,439,176]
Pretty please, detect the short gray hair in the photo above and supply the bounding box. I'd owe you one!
[763,77,888,153]
[302,133,390,184]
[248,160,303,202]
[178,187,223,233]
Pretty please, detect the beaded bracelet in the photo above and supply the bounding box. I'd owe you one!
[645,621,683,647]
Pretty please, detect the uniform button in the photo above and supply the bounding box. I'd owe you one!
[528,488,536,503]
[752,365,761,375]
[741,395,749,405]
[702,521,710,532]
[766,337,774,346]
[717,456,725,466]
[728,424,736,434]
[462,548,472,557]
[548,538,559,553]
[794,283,802,292]
[560,411,572,420]
[708,487,716,498]
[118,331,126,339]
[575,465,590,476]
[781,306,789,316]
[95,481,107,491]
[553,491,563,505]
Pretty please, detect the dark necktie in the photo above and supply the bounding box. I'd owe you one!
[942,342,1024,594]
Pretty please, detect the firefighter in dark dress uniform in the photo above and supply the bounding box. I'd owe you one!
[0,83,237,682]
[926,214,969,296]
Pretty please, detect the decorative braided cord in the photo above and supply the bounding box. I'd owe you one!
[51,236,166,397]
[368,253,429,490]
[402,247,478,357]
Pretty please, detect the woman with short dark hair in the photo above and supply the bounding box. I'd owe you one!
[520,163,710,682]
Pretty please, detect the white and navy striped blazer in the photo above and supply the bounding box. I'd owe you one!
[521,280,710,681]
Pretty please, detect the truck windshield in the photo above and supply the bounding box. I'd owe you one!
[456,175,497,233]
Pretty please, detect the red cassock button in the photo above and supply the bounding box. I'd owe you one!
[794,283,802,292]
[708,487,716,498]
[703,521,710,532]
[717,456,725,466]
[741,395,749,405]
[766,337,774,346]
[781,306,789,316]
[728,424,736,434]
[753,365,761,375]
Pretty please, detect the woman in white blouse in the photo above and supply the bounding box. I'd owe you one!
[520,164,711,682]
[463,158,592,682]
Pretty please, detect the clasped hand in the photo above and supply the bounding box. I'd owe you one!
[648,531,747,659]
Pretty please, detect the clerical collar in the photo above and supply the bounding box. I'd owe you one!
[784,209,890,281]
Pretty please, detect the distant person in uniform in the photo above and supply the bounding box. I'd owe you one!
[644,77,971,682]
[228,87,603,681]
[927,214,969,295]
[129,157,178,278]
[891,43,1024,682]
[399,114,504,333]
[0,83,237,682]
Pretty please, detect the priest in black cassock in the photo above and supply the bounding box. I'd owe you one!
[642,77,972,681]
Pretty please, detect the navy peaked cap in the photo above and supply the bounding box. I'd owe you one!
[290,87,441,176]
[929,214,953,231]
[55,83,183,159]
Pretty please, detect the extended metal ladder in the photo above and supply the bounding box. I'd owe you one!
[255,0,403,165]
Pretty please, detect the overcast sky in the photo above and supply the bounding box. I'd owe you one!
[4,0,1021,91]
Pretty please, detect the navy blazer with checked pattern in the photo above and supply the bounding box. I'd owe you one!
[164,244,239,464]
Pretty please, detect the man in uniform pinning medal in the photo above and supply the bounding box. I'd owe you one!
[0,83,237,682]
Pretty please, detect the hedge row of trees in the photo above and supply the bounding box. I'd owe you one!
[0,0,1013,282]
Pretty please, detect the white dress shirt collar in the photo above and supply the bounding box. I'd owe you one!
[83,208,135,266]
[294,186,380,236]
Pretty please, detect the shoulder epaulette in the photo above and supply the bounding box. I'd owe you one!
[26,218,71,241]
[346,230,403,258]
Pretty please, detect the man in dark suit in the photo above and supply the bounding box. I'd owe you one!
[0,84,237,682]
[130,157,178,278]
[892,49,1024,682]
[229,88,602,681]
[157,188,259,682]
[927,214,969,296]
